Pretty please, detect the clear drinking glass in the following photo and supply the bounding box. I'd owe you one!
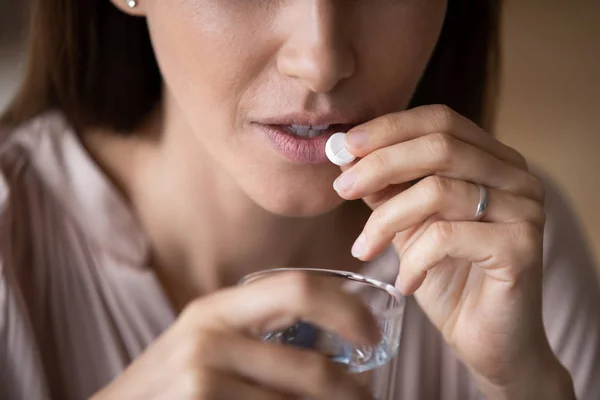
[239,268,405,400]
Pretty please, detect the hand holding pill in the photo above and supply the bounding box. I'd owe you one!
[324,105,558,396]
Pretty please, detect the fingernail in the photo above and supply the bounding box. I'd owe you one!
[333,171,356,193]
[351,233,367,258]
[345,130,369,148]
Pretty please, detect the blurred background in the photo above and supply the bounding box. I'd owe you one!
[496,0,600,270]
[0,0,599,271]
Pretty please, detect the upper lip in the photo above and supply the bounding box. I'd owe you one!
[255,112,367,128]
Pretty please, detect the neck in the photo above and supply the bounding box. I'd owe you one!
[83,103,367,311]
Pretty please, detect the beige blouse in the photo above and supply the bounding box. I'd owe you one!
[0,112,599,400]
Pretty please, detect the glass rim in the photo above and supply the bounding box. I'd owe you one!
[238,267,405,319]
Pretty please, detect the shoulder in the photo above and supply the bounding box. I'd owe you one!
[0,111,73,156]
[532,164,599,315]
[0,111,75,274]
[0,111,74,208]
[0,111,74,190]
[531,165,600,400]
[0,113,74,399]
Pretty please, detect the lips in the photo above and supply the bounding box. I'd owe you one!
[254,124,334,164]
[251,112,364,164]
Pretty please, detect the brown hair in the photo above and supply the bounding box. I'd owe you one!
[1,0,501,133]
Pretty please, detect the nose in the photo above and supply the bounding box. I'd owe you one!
[277,2,356,93]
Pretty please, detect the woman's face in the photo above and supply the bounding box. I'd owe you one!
[135,0,446,217]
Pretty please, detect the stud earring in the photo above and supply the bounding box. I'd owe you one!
[126,0,137,8]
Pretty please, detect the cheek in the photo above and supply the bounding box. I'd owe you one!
[355,1,447,110]
[145,1,269,129]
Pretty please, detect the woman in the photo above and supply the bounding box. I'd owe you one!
[1,0,599,399]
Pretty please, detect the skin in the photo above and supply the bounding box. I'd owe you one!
[88,0,576,399]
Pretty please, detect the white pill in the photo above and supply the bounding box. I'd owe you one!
[325,132,356,166]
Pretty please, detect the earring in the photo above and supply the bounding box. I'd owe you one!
[126,0,137,8]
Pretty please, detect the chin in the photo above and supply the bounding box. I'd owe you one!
[244,178,346,218]
[262,196,345,218]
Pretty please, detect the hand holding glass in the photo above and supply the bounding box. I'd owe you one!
[240,268,405,399]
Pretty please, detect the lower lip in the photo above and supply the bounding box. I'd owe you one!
[254,124,334,165]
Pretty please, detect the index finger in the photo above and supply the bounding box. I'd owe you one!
[189,271,381,346]
[344,104,528,170]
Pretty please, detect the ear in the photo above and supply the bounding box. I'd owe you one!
[110,0,147,17]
